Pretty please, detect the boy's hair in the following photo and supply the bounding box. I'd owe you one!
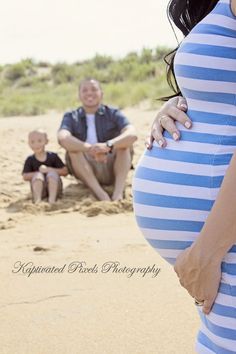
[28,128,48,140]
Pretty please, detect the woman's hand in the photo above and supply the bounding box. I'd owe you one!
[174,244,222,315]
[146,96,192,149]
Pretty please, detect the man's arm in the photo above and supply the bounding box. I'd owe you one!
[90,124,137,156]
[108,124,137,150]
[57,129,91,153]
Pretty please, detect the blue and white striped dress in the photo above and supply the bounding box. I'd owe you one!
[133,0,236,352]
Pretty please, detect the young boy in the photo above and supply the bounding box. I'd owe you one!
[22,129,68,204]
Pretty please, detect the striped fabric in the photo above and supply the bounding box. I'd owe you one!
[132,0,236,352]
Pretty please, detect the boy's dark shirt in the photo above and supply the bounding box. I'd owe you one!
[22,152,65,174]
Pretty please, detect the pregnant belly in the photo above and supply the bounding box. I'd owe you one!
[132,141,228,265]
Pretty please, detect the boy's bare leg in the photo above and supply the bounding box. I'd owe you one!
[69,152,111,201]
[31,173,44,203]
[47,173,59,204]
[112,148,131,201]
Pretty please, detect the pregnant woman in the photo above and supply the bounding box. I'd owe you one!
[133,0,236,352]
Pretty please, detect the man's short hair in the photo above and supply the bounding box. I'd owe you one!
[78,78,102,91]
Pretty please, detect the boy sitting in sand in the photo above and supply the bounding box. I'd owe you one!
[22,129,68,204]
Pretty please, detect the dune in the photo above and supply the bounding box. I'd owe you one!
[0,107,199,353]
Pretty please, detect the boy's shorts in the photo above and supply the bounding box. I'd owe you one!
[31,171,62,199]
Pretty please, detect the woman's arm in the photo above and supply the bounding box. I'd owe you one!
[231,0,236,15]
[174,152,236,314]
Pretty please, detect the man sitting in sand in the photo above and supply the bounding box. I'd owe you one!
[22,129,68,204]
[57,78,137,201]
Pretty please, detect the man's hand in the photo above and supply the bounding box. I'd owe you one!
[87,144,109,163]
[94,152,108,163]
[90,143,110,154]
[87,143,110,163]
[146,96,192,149]
[174,244,222,315]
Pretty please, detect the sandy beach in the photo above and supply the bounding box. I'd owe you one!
[0,107,199,354]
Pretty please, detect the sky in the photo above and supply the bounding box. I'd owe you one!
[0,0,183,64]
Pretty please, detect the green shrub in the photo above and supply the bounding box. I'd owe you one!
[37,61,51,68]
[51,63,78,85]
[123,51,139,62]
[129,63,156,81]
[139,48,153,64]
[4,63,26,81]
[91,54,113,70]
[0,95,45,117]
[3,59,37,82]
[16,77,35,88]
[0,46,173,117]
[154,46,172,61]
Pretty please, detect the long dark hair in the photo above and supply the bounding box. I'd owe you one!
[164,0,219,99]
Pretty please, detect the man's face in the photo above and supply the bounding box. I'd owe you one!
[79,80,103,109]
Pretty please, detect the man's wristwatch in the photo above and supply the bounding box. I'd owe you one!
[106,140,114,153]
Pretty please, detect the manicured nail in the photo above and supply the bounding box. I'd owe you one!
[158,140,164,147]
[173,133,179,141]
[185,121,191,128]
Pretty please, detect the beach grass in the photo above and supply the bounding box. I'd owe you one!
[0,47,172,117]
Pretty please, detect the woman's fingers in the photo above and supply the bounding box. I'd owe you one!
[202,298,215,315]
[148,96,192,149]
[151,122,167,148]
[177,96,188,111]
[145,135,154,149]
[148,114,181,148]
[168,105,192,129]
[158,115,180,141]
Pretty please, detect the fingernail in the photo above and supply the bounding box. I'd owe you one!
[173,133,179,141]
[180,104,187,109]
[158,140,163,147]
[185,121,191,128]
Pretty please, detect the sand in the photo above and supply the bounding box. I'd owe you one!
[0,107,199,354]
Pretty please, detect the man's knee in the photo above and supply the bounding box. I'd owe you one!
[68,151,88,168]
[67,151,94,180]
[116,147,130,154]
[115,148,132,163]
[66,151,81,176]
[68,151,82,161]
